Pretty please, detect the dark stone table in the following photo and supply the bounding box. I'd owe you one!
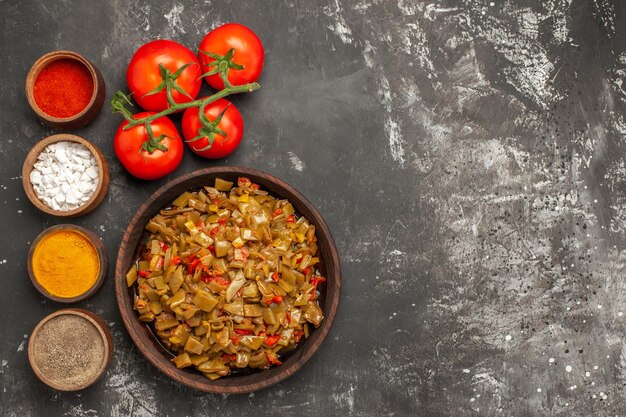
[1,0,624,415]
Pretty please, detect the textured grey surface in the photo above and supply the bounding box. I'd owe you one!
[1,0,625,416]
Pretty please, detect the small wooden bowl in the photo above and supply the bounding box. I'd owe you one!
[25,50,106,129]
[28,224,107,303]
[28,308,113,391]
[22,134,109,217]
[116,167,341,394]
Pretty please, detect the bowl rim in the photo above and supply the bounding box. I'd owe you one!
[21,133,109,217]
[25,50,101,122]
[115,167,341,393]
[28,308,113,391]
[27,224,107,303]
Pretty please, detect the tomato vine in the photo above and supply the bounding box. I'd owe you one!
[111,48,260,153]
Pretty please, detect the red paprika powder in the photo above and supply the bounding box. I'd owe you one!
[33,59,94,118]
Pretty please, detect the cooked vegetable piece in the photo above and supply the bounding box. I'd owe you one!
[126,265,138,287]
[214,178,234,191]
[188,199,208,212]
[149,302,163,315]
[243,304,263,317]
[168,266,184,293]
[169,289,186,308]
[193,289,219,313]
[223,298,244,316]
[197,359,229,374]
[240,335,265,350]
[172,192,194,207]
[262,307,276,324]
[139,312,155,322]
[226,271,246,302]
[173,353,192,368]
[184,335,205,355]
[242,282,259,298]
[249,351,268,367]
[170,324,191,345]
[190,354,209,366]
[235,351,250,368]
[277,278,295,294]
[303,301,324,327]
[215,240,231,258]
[155,314,179,331]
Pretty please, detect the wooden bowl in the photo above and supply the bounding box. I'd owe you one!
[25,50,106,129]
[22,134,109,217]
[27,224,107,303]
[115,167,341,394]
[28,308,113,391]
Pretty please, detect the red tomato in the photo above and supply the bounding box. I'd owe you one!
[198,23,264,90]
[114,112,183,180]
[182,98,244,159]
[127,40,202,112]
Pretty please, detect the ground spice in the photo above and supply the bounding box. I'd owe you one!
[33,59,94,118]
[32,230,99,298]
[31,314,105,388]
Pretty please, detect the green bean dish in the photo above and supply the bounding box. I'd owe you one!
[126,177,325,380]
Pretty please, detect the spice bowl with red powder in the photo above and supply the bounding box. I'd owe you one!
[26,50,106,129]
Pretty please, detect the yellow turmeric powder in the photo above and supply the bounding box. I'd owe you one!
[32,230,100,298]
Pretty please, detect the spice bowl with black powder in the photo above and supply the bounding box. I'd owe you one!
[25,50,106,129]
[28,309,113,391]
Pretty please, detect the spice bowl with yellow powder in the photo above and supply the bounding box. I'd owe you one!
[28,224,106,302]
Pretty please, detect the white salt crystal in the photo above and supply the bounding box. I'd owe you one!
[55,148,68,163]
[71,154,83,165]
[78,182,92,193]
[66,189,81,204]
[86,166,98,179]
[30,171,42,185]
[74,147,91,158]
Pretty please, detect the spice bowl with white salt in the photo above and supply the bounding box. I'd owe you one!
[22,134,109,217]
